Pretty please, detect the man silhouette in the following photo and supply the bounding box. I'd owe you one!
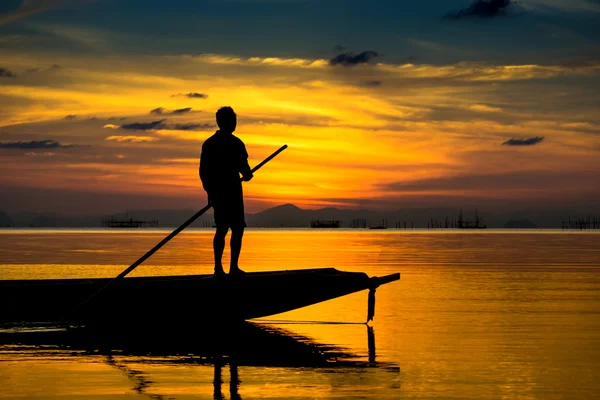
[200,107,253,276]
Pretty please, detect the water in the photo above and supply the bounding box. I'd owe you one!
[1,229,599,399]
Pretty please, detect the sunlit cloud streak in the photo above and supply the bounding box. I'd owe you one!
[106,135,158,143]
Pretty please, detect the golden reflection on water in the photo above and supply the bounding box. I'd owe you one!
[1,230,599,399]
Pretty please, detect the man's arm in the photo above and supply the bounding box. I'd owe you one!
[199,145,212,192]
[239,142,253,182]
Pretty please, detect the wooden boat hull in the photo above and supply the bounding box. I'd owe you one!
[0,268,399,324]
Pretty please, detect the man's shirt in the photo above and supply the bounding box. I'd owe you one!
[199,130,251,198]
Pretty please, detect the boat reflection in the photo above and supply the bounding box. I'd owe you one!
[0,321,398,399]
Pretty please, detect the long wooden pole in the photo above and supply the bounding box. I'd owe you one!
[69,144,288,319]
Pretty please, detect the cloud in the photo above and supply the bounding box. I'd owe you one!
[0,67,15,77]
[106,135,158,143]
[329,51,381,67]
[0,140,75,149]
[121,119,166,131]
[150,107,193,115]
[195,54,328,68]
[445,0,515,19]
[119,119,212,131]
[64,114,77,120]
[189,53,600,81]
[171,92,208,99]
[170,123,215,131]
[502,136,545,146]
[171,107,192,115]
[357,80,383,87]
[103,124,120,129]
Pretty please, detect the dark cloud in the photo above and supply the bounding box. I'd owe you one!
[171,92,208,99]
[0,140,75,149]
[502,136,545,146]
[150,107,193,115]
[170,123,215,131]
[0,67,15,78]
[120,119,212,131]
[358,80,383,87]
[445,0,514,19]
[329,51,380,67]
[172,107,192,114]
[121,119,166,131]
[64,115,77,120]
[333,44,346,51]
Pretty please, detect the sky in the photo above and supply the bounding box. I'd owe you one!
[0,0,599,215]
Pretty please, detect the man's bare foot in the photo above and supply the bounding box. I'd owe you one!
[229,267,246,276]
[214,266,226,277]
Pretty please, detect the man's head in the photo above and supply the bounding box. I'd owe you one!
[216,106,237,133]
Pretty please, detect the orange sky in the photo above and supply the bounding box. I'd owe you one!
[1,36,599,214]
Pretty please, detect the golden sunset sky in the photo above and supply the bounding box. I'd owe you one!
[1,0,599,215]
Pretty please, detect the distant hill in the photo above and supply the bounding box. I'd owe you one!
[246,204,305,227]
[0,211,14,227]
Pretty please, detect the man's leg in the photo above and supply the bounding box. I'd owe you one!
[214,226,228,275]
[229,226,245,274]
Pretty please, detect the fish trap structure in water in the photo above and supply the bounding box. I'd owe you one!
[101,217,159,228]
[311,220,341,228]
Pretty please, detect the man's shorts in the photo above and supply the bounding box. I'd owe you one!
[211,195,246,229]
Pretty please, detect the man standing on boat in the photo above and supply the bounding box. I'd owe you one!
[200,106,253,276]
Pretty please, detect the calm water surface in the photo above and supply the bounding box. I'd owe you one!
[0,229,599,399]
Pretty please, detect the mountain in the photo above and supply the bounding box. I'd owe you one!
[246,204,305,227]
[0,211,14,227]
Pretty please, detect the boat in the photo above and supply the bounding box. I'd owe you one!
[0,268,399,325]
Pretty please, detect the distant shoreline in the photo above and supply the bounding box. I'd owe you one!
[1,227,598,233]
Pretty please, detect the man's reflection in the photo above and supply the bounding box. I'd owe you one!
[214,355,242,400]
